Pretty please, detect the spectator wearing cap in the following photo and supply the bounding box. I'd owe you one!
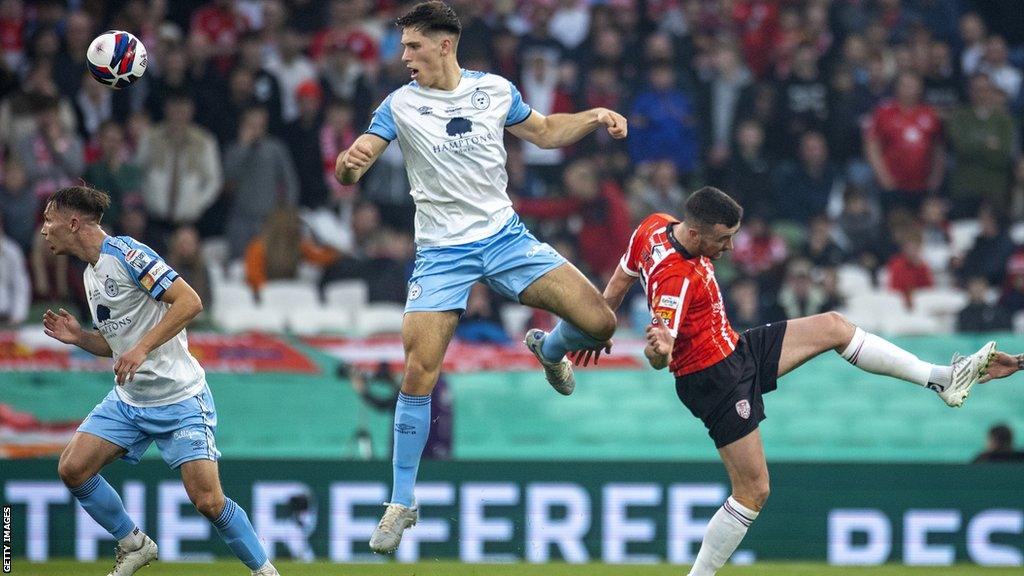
[283,80,331,209]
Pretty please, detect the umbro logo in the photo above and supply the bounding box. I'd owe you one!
[395,423,417,435]
[417,106,433,115]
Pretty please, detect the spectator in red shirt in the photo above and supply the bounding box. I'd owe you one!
[515,157,631,282]
[886,233,934,307]
[864,72,945,213]
[190,0,250,75]
[730,214,788,283]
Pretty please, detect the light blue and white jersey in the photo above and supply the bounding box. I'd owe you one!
[367,69,533,247]
[83,236,205,407]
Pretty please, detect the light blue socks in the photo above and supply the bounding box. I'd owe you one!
[391,392,431,507]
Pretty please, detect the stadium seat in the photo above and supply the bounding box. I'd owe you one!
[1011,221,1024,245]
[353,304,405,335]
[499,304,532,338]
[912,287,968,315]
[948,219,980,256]
[200,237,229,267]
[226,259,247,283]
[836,264,873,297]
[324,280,370,309]
[260,280,320,308]
[882,310,944,336]
[841,289,906,332]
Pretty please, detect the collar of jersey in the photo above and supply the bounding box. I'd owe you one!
[666,222,697,260]
[411,68,475,93]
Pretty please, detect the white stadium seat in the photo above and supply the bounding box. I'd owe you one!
[353,304,405,336]
[260,280,320,308]
[912,287,968,315]
[948,219,980,256]
[499,304,532,338]
[324,280,370,309]
[836,264,873,297]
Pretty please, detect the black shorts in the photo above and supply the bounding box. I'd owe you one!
[675,321,788,449]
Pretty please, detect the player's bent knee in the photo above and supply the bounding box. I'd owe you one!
[57,455,93,488]
[192,492,226,520]
[823,311,854,344]
[585,308,617,342]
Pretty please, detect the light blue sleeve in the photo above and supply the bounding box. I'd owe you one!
[109,236,180,301]
[505,80,532,126]
[366,92,398,141]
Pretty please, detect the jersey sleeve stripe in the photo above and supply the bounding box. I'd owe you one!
[670,278,689,337]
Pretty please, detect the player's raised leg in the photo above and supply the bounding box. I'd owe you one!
[520,262,616,394]
[180,460,277,575]
[58,433,157,576]
[371,310,461,553]
[779,311,996,406]
[688,429,767,576]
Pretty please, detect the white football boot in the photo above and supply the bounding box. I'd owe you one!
[252,562,281,576]
[523,328,576,395]
[369,501,418,553]
[107,534,157,576]
[937,341,996,407]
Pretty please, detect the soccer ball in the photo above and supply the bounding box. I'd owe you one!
[86,30,147,89]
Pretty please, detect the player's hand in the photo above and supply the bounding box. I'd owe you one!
[342,141,376,171]
[569,340,613,367]
[42,308,82,345]
[596,108,628,139]
[645,319,673,356]
[114,345,147,385]
[979,351,1019,383]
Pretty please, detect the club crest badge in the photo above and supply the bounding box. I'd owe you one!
[736,399,751,420]
[104,277,119,298]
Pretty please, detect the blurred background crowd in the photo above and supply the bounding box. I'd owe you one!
[1,0,1023,338]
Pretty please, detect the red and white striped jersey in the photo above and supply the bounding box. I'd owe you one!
[620,213,739,376]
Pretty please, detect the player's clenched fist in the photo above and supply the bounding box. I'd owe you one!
[596,108,628,139]
[343,140,376,170]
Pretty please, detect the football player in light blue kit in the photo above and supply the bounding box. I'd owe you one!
[336,1,627,553]
[40,186,279,576]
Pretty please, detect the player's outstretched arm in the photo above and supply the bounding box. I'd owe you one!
[980,351,1022,383]
[644,319,674,370]
[113,278,203,385]
[507,108,627,149]
[335,133,389,185]
[43,308,113,357]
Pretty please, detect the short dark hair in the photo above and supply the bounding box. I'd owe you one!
[48,185,111,222]
[990,424,1013,450]
[395,1,461,36]
[684,186,743,228]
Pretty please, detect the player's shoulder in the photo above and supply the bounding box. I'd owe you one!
[639,212,679,233]
[103,235,162,269]
[463,69,513,92]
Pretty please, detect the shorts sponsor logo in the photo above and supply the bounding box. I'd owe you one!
[736,399,751,420]
[173,429,203,442]
[659,295,680,308]
[408,283,422,301]
[104,277,119,297]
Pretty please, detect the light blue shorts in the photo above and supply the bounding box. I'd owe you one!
[77,385,221,469]
[406,214,566,313]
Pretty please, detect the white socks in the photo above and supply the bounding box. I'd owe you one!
[688,496,759,576]
[840,327,946,387]
[118,527,145,551]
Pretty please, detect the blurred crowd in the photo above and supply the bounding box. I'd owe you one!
[1,0,1023,336]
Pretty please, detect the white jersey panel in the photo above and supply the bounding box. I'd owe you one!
[84,236,205,407]
[367,70,532,246]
